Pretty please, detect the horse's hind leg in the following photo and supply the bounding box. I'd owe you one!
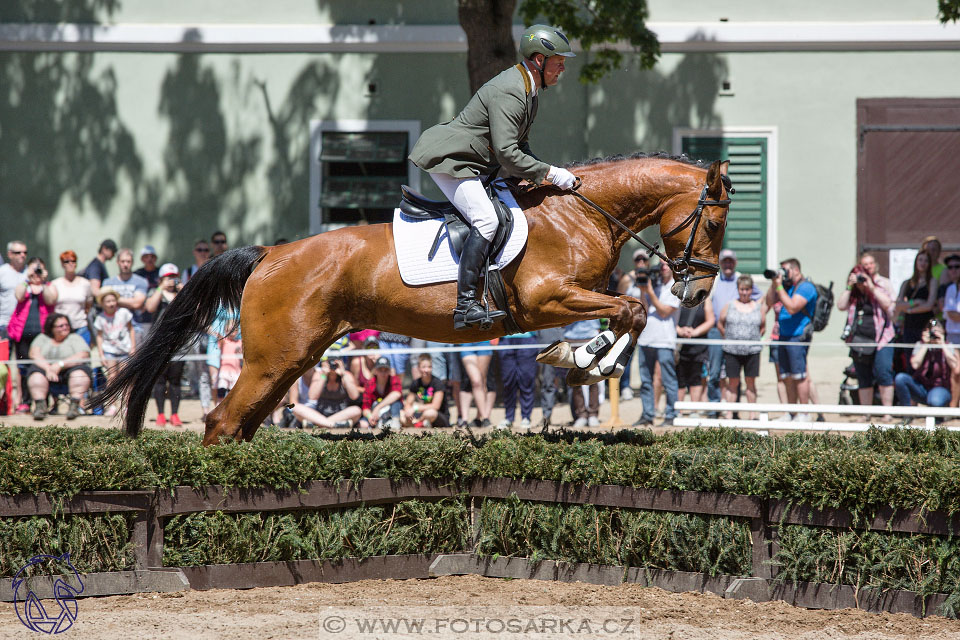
[201,325,342,445]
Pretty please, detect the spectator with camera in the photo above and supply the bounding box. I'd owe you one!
[618,249,660,400]
[837,252,896,417]
[144,264,185,426]
[289,356,361,429]
[894,319,958,409]
[633,260,681,427]
[764,258,817,421]
[8,257,58,413]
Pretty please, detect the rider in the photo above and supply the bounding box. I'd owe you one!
[409,24,578,330]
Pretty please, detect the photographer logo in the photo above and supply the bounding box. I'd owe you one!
[12,553,84,634]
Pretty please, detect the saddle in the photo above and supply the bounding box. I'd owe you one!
[398,184,520,334]
[398,185,515,262]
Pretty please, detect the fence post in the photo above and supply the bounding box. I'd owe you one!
[750,499,777,579]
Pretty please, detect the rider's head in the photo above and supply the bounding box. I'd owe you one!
[520,25,575,89]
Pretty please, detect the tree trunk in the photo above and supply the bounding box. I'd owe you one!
[458,0,518,93]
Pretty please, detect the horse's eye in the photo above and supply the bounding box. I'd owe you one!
[705,219,721,233]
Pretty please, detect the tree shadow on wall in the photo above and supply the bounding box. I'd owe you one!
[589,44,728,157]
[132,50,263,258]
[0,1,140,259]
[255,61,340,243]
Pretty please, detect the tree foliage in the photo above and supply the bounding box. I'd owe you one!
[941,0,960,22]
[519,0,660,82]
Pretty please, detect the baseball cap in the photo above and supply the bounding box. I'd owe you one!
[719,248,737,261]
[140,245,157,257]
[632,248,648,260]
[944,253,960,266]
[374,356,391,370]
[158,263,180,278]
[363,336,380,348]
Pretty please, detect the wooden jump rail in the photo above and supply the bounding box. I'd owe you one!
[1,478,955,616]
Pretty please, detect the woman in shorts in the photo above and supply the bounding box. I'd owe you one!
[718,275,767,419]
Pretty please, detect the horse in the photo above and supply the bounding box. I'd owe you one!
[94,152,731,445]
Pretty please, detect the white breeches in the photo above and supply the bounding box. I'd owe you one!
[430,173,499,241]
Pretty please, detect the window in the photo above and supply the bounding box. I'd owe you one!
[674,128,777,274]
[310,120,421,233]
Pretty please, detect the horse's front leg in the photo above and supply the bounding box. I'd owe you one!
[531,286,646,383]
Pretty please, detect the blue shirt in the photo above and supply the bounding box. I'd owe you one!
[777,280,818,338]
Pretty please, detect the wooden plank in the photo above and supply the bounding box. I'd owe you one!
[469,478,763,518]
[177,554,437,590]
[0,569,188,602]
[625,567,734,597]
[156,478,460,516]
[769,500,960,536]
[0,490,153,517]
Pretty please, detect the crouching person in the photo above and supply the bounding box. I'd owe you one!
[27,313,93,420]
[894,319,958,409]
[402,353,450,428]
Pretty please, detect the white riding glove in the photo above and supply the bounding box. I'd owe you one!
[547,166,577,190]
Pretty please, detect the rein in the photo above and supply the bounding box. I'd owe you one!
[564,177,732,284]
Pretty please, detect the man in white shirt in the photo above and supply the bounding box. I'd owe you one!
[0,240,28,340]
[942,254,960,408]
[634,260,680,426]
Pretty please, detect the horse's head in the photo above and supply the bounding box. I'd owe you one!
[657,159,732,307]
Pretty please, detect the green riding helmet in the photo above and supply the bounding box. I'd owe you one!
[519,24,576,60]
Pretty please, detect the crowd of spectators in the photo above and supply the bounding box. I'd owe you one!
[1,230,958,429]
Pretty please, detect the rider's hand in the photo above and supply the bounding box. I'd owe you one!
[548,167,577,190]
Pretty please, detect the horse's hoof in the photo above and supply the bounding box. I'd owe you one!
[536,340,576,368]
[566,367,607,386]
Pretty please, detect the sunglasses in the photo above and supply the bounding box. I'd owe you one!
[948,264,960,270]
[212,239,227,245]
[10,250,27,255]
[195,247,210,253]
[61,260,76,264]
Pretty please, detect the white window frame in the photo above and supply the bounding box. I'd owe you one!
[673,126,779,271]
[309,119,421,234]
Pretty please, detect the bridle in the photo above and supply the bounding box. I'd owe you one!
[566,176,733,287]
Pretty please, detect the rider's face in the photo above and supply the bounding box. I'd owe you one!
[541,55,566,86]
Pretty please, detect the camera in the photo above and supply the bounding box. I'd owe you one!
[856,274,867,284]
[840,323,853,341]
[635,266,657,285]
[763,267,788,281]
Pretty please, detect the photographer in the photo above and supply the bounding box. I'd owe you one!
[764,258,817,421]
[145,264,185,426]
[290,356,361,429]
[894,319,958,408]
[618,249,660,399]
[836,252,895,416]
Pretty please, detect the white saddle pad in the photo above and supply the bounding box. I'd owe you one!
[393,183,528,286]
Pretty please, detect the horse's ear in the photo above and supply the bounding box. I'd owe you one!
[706,160,730,199]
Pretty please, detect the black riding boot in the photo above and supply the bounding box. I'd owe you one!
[453,228,506,330]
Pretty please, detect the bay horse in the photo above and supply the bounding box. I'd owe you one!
[94,153,731,445]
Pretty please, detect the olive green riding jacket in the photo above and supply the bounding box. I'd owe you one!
[409,64,551,184]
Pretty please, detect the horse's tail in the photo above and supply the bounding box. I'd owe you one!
[91,245,268,438]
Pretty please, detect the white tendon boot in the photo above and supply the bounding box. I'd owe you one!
[573,330,616,369]
[597,333,632,377]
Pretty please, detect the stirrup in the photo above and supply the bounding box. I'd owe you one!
[454,302,506,331]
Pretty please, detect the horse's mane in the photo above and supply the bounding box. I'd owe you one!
[566,151,707,170]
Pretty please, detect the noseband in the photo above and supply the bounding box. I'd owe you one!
[568,177,732,287]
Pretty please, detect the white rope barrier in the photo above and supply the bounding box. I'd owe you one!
[0,336,954,367]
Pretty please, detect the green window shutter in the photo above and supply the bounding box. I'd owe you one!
[681,136,767,273]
